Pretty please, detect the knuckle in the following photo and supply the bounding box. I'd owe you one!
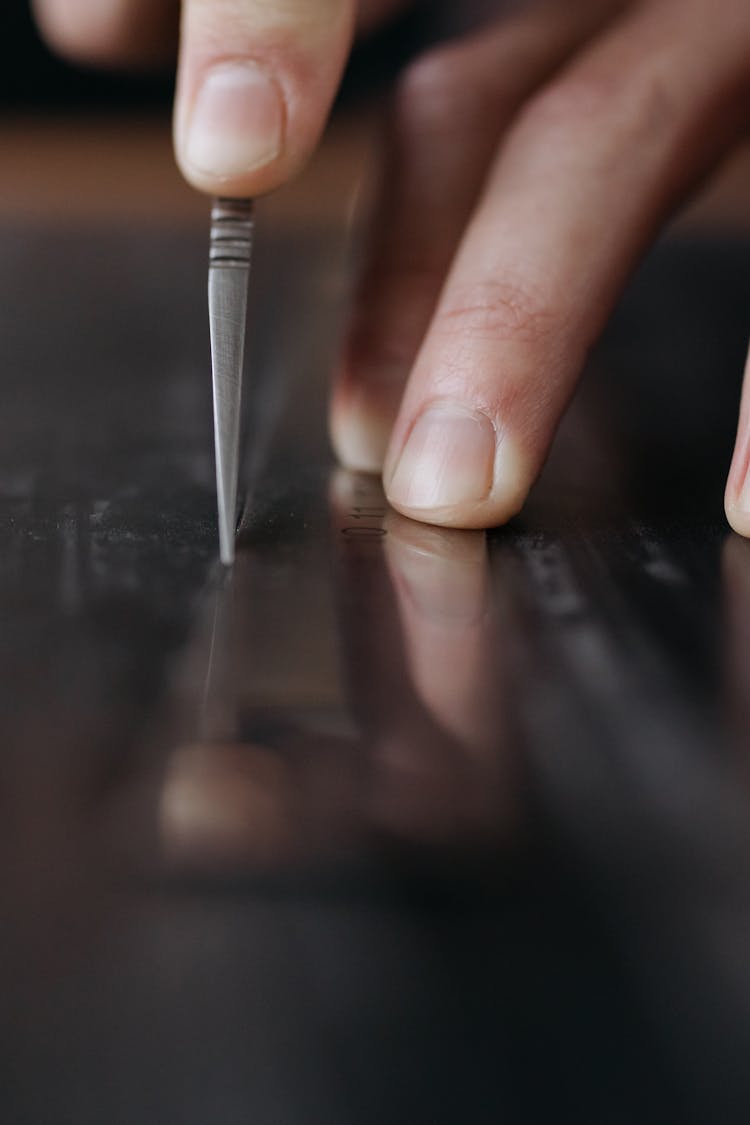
[437,279,558,347]
[395,47,479,136]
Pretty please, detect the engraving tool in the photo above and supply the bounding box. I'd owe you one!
[208,197,254,565]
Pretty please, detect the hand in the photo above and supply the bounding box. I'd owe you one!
[31,0,404,197]
[329,0,750,533]
[32,1,750,534]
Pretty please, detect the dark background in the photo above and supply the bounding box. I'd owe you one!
[1,1,442,110]
[2,4,173,107]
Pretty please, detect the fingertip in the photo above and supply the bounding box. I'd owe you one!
[174,0,356,197]
[384,403,529,529]
[725,427,750,536]
[33,0,177,68]
[725,494,750,539]
[33,0,116,64]
[174,59,294,197]
[330,360,406,474]
[330,400,392,474]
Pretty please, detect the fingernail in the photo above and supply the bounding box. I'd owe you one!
[388,404,495,510]
[184,61,284,178]
[332,371,405,473]
[333,403,391,473]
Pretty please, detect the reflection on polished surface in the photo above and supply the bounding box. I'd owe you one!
[3,212,750,1122]
[157,473,512,876]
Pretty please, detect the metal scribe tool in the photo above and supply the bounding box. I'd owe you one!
[208,197,255,566]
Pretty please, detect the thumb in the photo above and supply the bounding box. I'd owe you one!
[174,0,357,196]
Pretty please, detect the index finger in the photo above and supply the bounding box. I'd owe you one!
[384,0,750,527]
[174,0,357,195]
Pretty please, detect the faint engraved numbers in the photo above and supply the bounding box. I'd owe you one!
[341,479,388,542]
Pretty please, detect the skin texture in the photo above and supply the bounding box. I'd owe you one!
[32,0,750,534]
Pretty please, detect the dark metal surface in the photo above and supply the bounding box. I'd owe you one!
[2,211,750,1123]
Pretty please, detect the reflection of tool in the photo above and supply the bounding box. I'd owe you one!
[208,197,254,565]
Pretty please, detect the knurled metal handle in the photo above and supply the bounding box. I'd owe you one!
[210,198,255,270]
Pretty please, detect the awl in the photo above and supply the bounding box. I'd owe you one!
[208,197,255,566]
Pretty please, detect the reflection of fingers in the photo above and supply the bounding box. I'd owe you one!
[329,473,459,840]
[725,347,750,536]
[328,470,403,721]
[330,471,517,845]
[174,0,356,196]
[32,0,179,68]
[384,514,493,749]
[160,744,292,869]
[331,0,626,471]
[383,1,750,527]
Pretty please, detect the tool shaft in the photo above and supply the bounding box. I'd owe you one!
[208,198,254,565]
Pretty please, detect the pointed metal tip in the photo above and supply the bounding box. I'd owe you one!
[219,522,236,567]
[208,197,254,569]
[217,467,236,565]
[212,367,241,566]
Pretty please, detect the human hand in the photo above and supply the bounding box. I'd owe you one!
[32,1,750,535]
[31,0,405,197]
[329,0,750,533]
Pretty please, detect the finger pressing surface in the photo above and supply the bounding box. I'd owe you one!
[726,346,750,537]
[384,0,750,527]
[331,0,627,472]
